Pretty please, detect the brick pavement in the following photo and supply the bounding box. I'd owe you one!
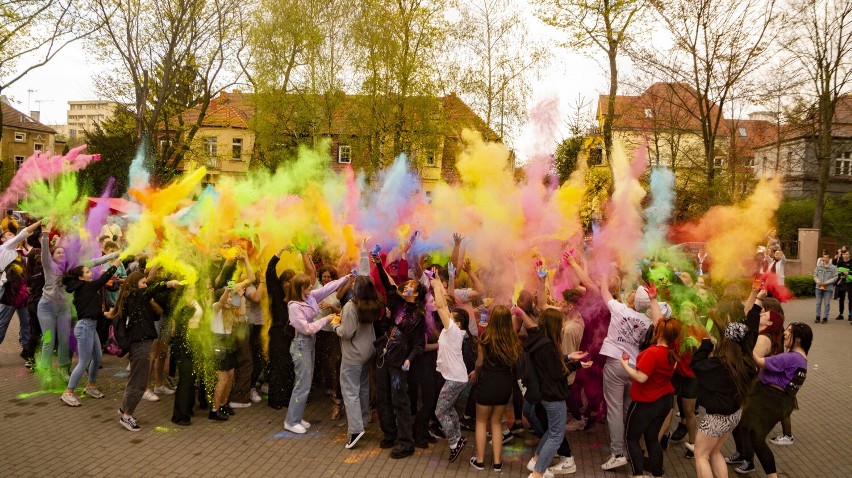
[0,298,849,478]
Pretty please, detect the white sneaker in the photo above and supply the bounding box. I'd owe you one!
[250,388,262,403]
[284,422,307,434]
[527,458,537,472]
[142,390,160,402]
[153,385,175,395]
[229,401,252,409]
[548,456,576,474]
[527,471,553,478]
[769,434,794,445]
[300,419,311,429]
[600,454,628,470]
[685,441,695,451]
[60,393,81,407]
[565,417,587,432]
[126,362,131,372]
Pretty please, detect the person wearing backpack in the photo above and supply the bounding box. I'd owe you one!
[516,306,590,478]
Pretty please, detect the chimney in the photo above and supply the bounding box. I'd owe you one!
[30,111,40,122]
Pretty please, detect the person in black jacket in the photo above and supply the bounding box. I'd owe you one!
[265,247,297,409]
[691,297,760,478]
[372,254,425,460]
[111,269,181,431]
[518,307,590,478]
[58,260,120,406]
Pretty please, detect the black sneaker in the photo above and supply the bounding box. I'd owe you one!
[493,462,502,472]
[660,432,671,450]
[500,430,513,444]
[345,431,366,449]
[685,449,694,459]
[429,425,446,439]
[414,439,429,449]
[220,404,235,416]
[670,423,687,442]
[822,318,828,324]
[836,314,844,320]
[172,417,191,426]
[380,437,396,449]
[725,452,747,465]
[119,414,141,431]
[814,317,821,323]
[448,436,467,463]
[460,417,475,431]
[208,409,228,421]
[469,457,485,470]
[390,445,414,459]
[510,420,525,436]
[735,460,755,474]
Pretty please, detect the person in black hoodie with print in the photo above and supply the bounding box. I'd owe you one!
[265,246,298,409]
[59,259,120,406]
[111,269,181,431]
[372,253,425,459]
[517,307,590,478]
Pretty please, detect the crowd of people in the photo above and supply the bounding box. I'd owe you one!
[0,210,826,478]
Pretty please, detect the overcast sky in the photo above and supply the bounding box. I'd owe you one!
[2,1,617,162]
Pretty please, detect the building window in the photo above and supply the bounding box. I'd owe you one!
[34,143,43,152]
[338,144,351,164]
[742,157,755,168]
[835,152,852,176]
[426,151,436,166]
[738,127,747,137]
[204,137,217,157]
[644,108,653,118]
[159,138,172,150]
[232,138,243,160]
[14,132,26,142]
[14,156,25,170]
[70,129,77,139]
[713,157,725,168]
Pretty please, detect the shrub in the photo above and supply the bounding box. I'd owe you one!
[785,276,815,297]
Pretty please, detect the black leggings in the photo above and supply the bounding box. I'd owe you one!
[626,394,672,477]
[267,326,295,407]
[739,384,796,475]
[837,287,851,316]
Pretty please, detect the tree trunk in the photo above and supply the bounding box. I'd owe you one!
[812,91,834,231]
[604,49,617,173]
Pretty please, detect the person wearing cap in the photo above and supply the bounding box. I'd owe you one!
[597,277,666,471]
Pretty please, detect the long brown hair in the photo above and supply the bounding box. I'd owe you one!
[652,318,682,364]
[352,276,382,323]
[479,305,521,366]
[112,271,147,320]
[539,308,568,374]
[716,336,758,405]
[288,273,313,303]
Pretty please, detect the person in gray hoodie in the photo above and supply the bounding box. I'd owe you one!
[333,275,378,449]
[813,250,838,323]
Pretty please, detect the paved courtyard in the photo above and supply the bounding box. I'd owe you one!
[0,298,849,477]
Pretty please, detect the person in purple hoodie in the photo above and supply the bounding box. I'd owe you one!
[735,322,812,477]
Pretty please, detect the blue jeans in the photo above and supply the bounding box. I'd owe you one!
[285,334,315,425]
[68,319,102,389]
[0,303,28,349]
[535,400,567,473]
[523,400,545,436]
[37,299,72,369]
[340,362,370,435]
[815,288,832,319]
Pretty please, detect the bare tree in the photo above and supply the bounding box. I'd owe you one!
[536,0,649,171]
[452,0,546,144]
[0,0,99,139]
[90,0,243,183]
[631,0,777,203]
[782,0,852,230]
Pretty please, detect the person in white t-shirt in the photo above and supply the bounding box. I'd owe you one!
[597,278,666,472]
[431,278,470,463]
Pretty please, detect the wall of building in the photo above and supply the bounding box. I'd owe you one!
[67,101,119,139]
[179,127,255,184]
[0,128,56,188]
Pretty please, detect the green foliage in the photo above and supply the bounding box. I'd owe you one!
[580,166,612,229]
[785,276,816,297]
[775,195,852,243]
[77,107,137,197]
[554,136,583,183]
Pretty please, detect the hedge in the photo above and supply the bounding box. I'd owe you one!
[786,276,816,297]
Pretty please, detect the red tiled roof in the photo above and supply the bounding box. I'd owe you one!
[753,93,852,148]
[724,118,776,159]
[598,82,722,132]
[1,101,56,134]
[171,91,498,141]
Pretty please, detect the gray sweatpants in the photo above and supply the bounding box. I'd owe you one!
[603,357,633,456]
[122,339,153,415]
